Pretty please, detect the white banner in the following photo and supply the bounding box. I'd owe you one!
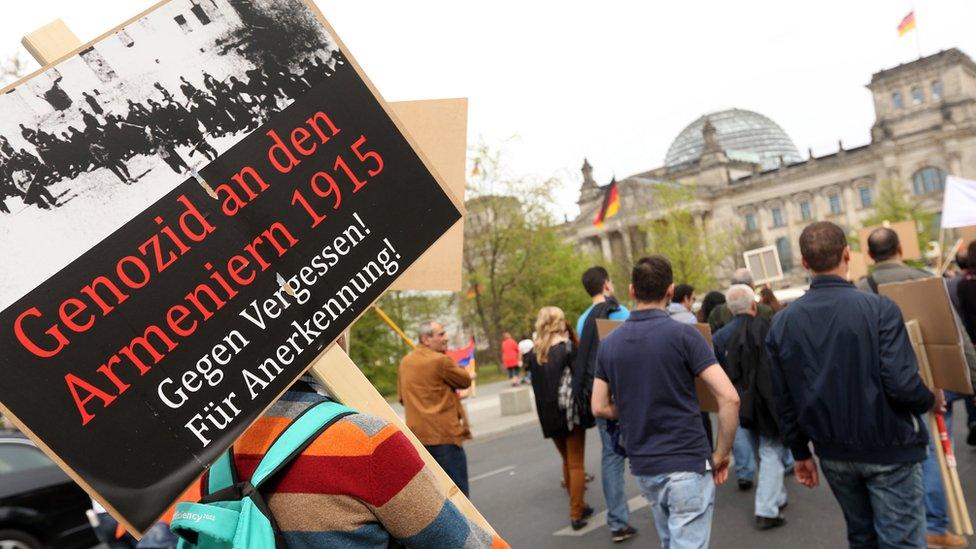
[942,175,976,228]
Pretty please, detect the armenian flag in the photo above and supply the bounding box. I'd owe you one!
[448,338,476,368]
[592,178,621,228]
[898,11,916,37]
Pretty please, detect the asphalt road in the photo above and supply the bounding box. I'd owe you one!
[465,403,976,548]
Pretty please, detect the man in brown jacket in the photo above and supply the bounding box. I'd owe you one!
[398,320,475,495]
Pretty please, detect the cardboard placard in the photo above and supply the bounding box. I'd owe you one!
[848,250,869,282]
[742,245,784,285]
[388,99,467,291]
[595,319,720,412]
[0,0,462,534]
[879,278,973,394]
[858,220,921,264]
[960,226,976,248]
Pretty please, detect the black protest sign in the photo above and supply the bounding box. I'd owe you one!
[0,0,460,534]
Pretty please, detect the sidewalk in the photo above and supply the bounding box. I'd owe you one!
[390,379,539,440]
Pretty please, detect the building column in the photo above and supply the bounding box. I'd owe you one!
[600,233,612,261]
[621,228,634,261]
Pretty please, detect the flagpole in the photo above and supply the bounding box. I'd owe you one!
[913,4,922,59]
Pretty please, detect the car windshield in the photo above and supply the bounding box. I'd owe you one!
[0,442,54,475]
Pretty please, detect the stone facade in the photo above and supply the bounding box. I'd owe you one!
[567,48,976,286]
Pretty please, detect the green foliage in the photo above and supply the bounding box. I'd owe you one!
[349,292,453,397]
[638,184,734,291]
[861,179,937,244]
[462,142,593,364]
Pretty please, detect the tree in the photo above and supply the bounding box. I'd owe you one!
[638,184,735,291]
[349,292,454,397]
[461,143,592,366]
[861,179,936,244]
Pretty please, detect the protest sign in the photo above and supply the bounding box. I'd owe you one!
[880,278,973,394]
[0,0,462,534]
[848,250,869,282]
[857,220,921,264]
[595,319,720,412]
[742,245,784,285]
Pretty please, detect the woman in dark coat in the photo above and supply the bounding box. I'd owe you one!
[526,306,592,530]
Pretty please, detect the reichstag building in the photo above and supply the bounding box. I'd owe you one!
[567,48,974,284]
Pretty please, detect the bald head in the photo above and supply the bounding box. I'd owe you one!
[867,227,900,262]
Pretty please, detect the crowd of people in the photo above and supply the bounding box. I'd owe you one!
[0,50,345,213]
[394,221,976,549]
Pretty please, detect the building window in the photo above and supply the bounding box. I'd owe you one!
[799,200,812,221]
[191,3,212,25]
[174,14,191,33]
[776,237,793,270]
[829,194,842,215]
[745,213,757,232]
[771,207,785,227]
[911,86,923,105]
[859,187,873,208]
[892,91,904,109]
[912,167,946,195]
[932,80,943,100]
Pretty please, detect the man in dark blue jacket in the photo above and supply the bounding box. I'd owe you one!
[766,221,936,548]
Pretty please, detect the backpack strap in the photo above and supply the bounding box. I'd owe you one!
[866,274,879,294]
[250,400,355,489]
[205,449,238,495]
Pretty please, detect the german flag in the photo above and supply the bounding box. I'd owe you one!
[898,11,916,37]
[593,178,621,228]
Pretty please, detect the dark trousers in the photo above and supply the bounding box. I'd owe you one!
[426,444,469,496]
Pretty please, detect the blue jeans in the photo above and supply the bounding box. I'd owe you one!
[820,459,925,548]
[637,471,714,549]
[922,411,953,534]
[426,444,469,496]
[756,436,788,518]
[596,418,630,530]
[733,427,794,481]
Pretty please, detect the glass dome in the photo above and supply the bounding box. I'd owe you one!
[664,109,803,171]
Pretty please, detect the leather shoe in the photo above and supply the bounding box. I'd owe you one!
[927,532,968,548]
[737,479,753,490]
[755,515,786,530]
[571,519,588,531]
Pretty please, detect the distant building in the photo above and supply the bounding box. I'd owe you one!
[567,48,976,285]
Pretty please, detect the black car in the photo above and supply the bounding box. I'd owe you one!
[0,431,98,548]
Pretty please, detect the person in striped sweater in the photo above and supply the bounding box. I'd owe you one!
[207,378,507,548]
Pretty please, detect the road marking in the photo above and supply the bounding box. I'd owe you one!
[470,465,516,483]
[553,495,648,536]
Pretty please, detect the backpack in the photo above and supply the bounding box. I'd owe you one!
[171,400,355,549]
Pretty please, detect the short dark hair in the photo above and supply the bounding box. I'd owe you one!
[672,283,694,303]
[799,221,848,273]
[867,227,900,262]
[958,249,970,270]
[632,256,673,302]
[969,241,976,266]
[582,266,610,297]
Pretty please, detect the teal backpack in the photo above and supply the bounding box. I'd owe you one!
[171,400,354,548]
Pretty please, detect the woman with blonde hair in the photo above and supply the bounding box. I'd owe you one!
[526,306,593,529]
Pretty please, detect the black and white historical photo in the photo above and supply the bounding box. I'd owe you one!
[0,0,347,310]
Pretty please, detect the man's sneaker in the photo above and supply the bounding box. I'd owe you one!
[570,519,588,531]
[737,478,754,490]
[611,525,638,542]
[927,532,968,548]
[967,423,976,447]
[755,515,786,530]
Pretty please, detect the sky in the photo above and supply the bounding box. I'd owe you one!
[3,0,976,219]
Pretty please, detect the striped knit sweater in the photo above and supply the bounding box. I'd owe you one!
[209,386,508,548]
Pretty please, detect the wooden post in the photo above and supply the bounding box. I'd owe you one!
[23,18,496,538]
[906,320,974,535]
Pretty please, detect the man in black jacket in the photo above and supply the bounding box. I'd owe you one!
[766,222,936,548]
